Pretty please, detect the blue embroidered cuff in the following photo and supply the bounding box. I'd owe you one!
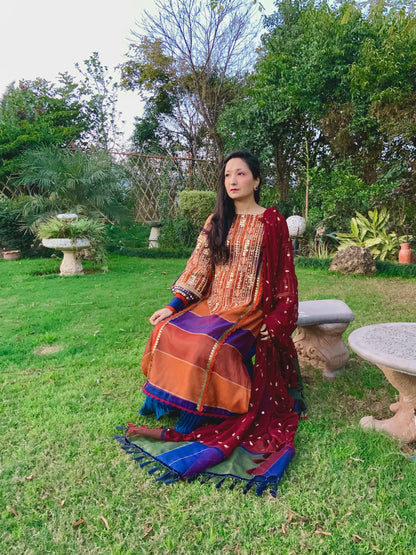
[167,296,185,313]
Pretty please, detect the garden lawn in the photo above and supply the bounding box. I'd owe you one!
[1,255,416,554]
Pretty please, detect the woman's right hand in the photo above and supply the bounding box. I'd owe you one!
[149,307,173,326]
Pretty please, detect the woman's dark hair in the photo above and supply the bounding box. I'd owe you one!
[207,150,262,265]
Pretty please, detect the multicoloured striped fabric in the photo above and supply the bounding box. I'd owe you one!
[141,214,265,419]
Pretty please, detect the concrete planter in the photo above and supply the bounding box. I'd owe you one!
[2,250,21,260]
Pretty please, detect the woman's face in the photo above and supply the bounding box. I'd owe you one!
[224,158,260,203]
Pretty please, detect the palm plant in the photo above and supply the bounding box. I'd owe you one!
[18,146,131,231]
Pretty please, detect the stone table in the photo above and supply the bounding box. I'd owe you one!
[348,322,416,443]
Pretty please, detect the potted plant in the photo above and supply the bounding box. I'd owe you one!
[37,214,106,275]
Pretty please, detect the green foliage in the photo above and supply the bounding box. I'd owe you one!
[302,168,372,233]
[105,222,149,251]
[0,194,42,255]
[178,190,216,229]
[294,256,332,270]
[336,207,409,260]
[36,216,106,241]
[158,215,196,249]
[18,146,131,230]
[0,78,88,190]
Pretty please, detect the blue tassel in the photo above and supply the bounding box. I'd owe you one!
[115,426,128,431]
[243,479,255,495]
[140,460,152,468]
[165,476,180,485]
[156,471,174,482]
[215,478,226,489]
[113,434,126,442]
[187,474,200,483]
[148,466,160,475]
[270,482,278,498]
[133,455,145,462]
[229,479,239,491]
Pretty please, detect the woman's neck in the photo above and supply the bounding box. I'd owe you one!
[234,200,265,215]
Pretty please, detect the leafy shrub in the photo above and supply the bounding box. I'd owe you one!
[294,256,416,278]
[178,190,216,229]
[336,207,410,261]
[158,215,196,249]
[0,194,46,256]
[105,223,149,251]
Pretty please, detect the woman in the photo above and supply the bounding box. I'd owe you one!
[117,151,305,495]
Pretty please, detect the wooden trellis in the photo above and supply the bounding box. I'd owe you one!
[113,152,218,223]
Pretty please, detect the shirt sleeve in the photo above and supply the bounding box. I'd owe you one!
[171,216,213,304]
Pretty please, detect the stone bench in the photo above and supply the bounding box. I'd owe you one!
[293,299,355,378]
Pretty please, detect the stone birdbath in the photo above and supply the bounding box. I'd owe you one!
[41,214,91,276]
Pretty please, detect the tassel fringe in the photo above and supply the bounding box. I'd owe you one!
[115,430,283,497]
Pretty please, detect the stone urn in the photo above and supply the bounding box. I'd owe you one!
[41,213,91,276]
[398,242,413,264]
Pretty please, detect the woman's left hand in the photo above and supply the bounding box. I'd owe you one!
[259,323,269,341]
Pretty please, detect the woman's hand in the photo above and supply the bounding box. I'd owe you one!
[149,307,173,326]
[259,323,270,341]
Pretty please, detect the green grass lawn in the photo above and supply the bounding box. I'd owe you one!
[1,255,416,554]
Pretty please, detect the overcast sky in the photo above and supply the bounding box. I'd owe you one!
[0,0,277,147]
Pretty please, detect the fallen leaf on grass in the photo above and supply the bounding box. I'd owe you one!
[59,500,65,508]
[369,478,376,487]
[141,524,154,539]
[352,534,364,543]
[93,330,100,336]
[72,518,85,528]
[99,515,110,530]
[315,530,332,536]
[371,546,383,553]
[287,512,294,523]
[7,506,18,517]
[281,523,287,536]
[77,475,88,484]
[26,474,33,481]
[119,328,126,332]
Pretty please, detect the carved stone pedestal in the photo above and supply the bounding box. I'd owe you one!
[360,365,416,443]
[348,323,416,444]
[293,322,350,378]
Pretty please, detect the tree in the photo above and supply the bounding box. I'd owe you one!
[76,52,122,150]
[122,0,260,162]
[0,76,88,194]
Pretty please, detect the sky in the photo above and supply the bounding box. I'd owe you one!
[0,0,277,148]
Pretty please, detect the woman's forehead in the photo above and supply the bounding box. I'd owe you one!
[225,158,249,171]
